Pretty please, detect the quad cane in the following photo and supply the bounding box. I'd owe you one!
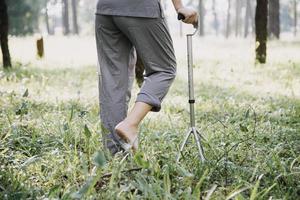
[176,13,206,163]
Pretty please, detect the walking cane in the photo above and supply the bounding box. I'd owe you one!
[177,13,206,163]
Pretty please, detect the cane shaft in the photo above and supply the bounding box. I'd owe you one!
[187,35,195,128]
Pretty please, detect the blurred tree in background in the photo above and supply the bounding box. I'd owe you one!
[293,0,298,35]
[198,0,205,36]
[235,0,241,37]
[5,0,81,36]
[0,0,11,68]
[256,0,268,64]
[6,0,47,36]
[62,0,70,35]
[269,0,281,39]
[211,0,219,36]
[2,0,299,38]
[244,0,254,38]
[1,0,300,67]
[294,0,298,35]
[71,0,79,35]
[226,0,232,38]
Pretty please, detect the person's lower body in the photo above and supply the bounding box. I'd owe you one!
[95,14,176,155]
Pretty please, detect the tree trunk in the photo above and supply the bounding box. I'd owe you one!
[45,7,52,35]
[294,0,298,36]
[226,0,232,38]
[235,0,241,37]
[250,0,255,35]
[71,0,79,34]
[36,37,44,58]
[212,0,219,36]
[255,0,268,64]
[244,0,250,37]
[198,0,205,36]
[62,0,70,35]
[244,0,254,38]
[268,0,280,39]
[0,0,11,68]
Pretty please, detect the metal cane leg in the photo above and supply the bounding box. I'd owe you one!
[177,129,193,162]
[196,130,206,149]
[193,128,206,162]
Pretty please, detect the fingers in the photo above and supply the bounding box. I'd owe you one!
[183,13,198,24]
[183,16,197,24]
[177,7,198,25]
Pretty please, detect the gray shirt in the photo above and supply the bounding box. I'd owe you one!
[96,0,163,18]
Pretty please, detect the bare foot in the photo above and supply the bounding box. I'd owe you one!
[115,121,139,152]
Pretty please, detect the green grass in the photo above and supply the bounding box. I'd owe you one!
[1,38,300,199]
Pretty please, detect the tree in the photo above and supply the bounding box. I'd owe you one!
[255,0,268,64]
[235,0,241,37]
[244,0,254,38]
[198,0,205,36]
[268,0,280,39]
[6,0,38,35]
[0,0,11,68]
[45,5,51,35]
[226,0,232,38]
[44,0,55,35]
[62,0,70,35]
[212,0,219,36]
[71,0,79,34]
[294,0,298,36]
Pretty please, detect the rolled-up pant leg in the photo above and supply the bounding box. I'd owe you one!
[95,15,134,154]
[114,16,177,112]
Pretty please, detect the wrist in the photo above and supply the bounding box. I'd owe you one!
[172,0,183,13]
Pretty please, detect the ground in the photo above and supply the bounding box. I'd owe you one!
[0,36,299,199]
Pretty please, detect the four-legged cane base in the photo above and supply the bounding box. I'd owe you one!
[177,127,205,163]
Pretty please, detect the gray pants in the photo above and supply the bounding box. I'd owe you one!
[95,15,177,154]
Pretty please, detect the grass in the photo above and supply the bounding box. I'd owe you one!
[0,37,300,199]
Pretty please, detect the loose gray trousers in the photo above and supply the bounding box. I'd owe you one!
[95,15,177,154]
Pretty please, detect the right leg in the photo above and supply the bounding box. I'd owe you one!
[95,15,133,155]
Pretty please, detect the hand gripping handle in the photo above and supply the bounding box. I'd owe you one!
[177,13,199,29]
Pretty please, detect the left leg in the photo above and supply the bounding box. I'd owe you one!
[114,16,177,151]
